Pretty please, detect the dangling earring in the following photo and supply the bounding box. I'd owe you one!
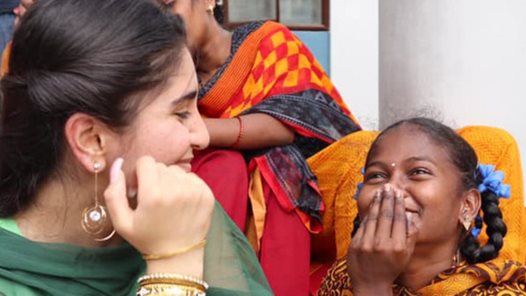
[81,161,116,241]
[461,214,472,231]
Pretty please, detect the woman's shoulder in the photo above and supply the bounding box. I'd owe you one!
[233,20,294,40]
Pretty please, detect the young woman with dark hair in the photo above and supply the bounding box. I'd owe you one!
[318,118,526,295]
[0,0,272,294]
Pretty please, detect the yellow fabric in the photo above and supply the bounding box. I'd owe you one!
[1,42,10,76]
[246,168,267,253]
[307,131,378,259]
[308,126,526,263]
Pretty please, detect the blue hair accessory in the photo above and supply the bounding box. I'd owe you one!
[470,164,511,237]
[470,216,482,237]
[353,167,365,200]
[477,164,511,198]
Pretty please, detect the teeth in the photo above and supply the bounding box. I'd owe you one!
[127,188,137,199]
[405,212,412,231]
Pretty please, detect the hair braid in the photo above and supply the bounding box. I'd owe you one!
[460,189,507,264]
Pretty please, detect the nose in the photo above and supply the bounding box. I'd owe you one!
[190,113,210,150]
[388,170,408,194]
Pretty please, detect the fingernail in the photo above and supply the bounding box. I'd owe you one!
[396,190,402,200]
[384,183,392,192]
[110,158,124,184]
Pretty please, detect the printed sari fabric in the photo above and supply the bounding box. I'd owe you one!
[198,20,360,235]
[317,257,526,295]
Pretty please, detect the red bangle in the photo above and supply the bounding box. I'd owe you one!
[230,116,243,148]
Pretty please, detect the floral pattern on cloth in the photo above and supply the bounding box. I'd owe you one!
[318,257,526,296]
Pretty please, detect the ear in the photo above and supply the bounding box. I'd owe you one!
[458,188,482,223]
[204,0,215,11]
[64,113,116,173]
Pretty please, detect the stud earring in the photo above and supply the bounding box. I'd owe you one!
[206,4,214,12]
[462,214,472,231]
[81,161,116,241]
[391,162,396,167]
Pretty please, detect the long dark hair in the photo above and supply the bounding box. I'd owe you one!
[352,117,507,264]
[0,0,187,217]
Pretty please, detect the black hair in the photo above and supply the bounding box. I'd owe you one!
[213,0,224,24]
[351,117,507,264]
[0,0,187,217]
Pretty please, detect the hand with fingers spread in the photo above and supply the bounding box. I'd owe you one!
[104,156,215,277]
[347,184,420,295]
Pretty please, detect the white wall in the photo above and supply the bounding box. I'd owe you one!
[380,0,526,195]
[330,0,379,130]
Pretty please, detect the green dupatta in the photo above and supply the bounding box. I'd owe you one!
[0,202,273,295]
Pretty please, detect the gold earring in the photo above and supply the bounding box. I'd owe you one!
[206,4,214,12]
[81,161,116,241]
[462,215,472,231]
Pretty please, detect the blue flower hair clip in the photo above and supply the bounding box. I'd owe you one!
[353,167,365,200]
[470,164,511,237]
[477,164,511,198]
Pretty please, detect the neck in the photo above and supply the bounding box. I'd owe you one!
[194,22,232,84]
[14,172,123,248]
[396,242,459,291]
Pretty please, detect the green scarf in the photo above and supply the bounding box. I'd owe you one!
[0,202,272,295]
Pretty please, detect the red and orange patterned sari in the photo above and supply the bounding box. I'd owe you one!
[196,21,360,295]
[198,20,360,235]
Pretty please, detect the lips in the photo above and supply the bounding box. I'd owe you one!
[177,158,193,172]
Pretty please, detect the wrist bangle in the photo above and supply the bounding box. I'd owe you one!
[142,239,206,261]
[138,273,209,292]
[136,284,206,296]
[230,116,244,148]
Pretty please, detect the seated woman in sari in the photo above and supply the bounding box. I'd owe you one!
[159,1,361,294]
[0,0,272,295]
[318,118,526,295]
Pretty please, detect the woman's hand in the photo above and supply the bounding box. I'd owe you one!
[347,184,420,296]
[104,156,215,277]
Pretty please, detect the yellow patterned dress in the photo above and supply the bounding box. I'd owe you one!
[318,257,526,295]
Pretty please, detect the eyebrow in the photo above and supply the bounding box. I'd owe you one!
[406,156,437,166]
[366,156,437,169]
[171,90,198,106]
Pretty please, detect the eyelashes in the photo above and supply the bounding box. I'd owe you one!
[363,167,432,183]
[174,111,191,120]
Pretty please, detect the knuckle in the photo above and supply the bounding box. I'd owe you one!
[360,243,374,254]
[374,238,384,249]
[392,242,405,253]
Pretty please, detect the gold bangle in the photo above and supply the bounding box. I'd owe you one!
[136,283,206,296]
[138,273,209,291]
[139,278,206,292]
[142,239,206,261]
